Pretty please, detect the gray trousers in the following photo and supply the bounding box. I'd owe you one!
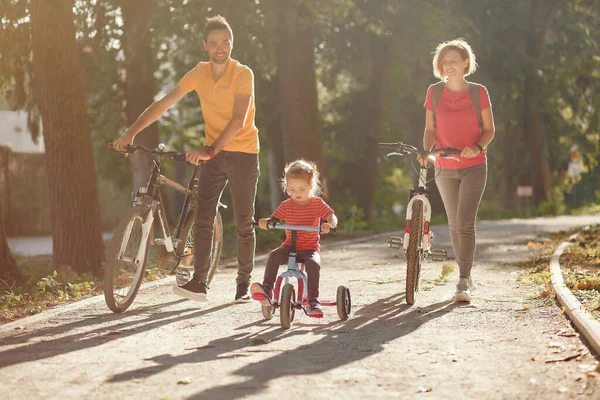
[193,151,259,286]
[434,163,487,279]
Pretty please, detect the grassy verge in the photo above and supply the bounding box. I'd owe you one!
[518,224,600,319]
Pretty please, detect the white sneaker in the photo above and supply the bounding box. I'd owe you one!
[452,278,472,302]
[468,277,476,293]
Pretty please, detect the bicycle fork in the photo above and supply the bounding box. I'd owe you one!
[118,204,156,265]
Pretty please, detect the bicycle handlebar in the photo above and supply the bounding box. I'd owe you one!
[378,142,461,157]
[252,219,337,234]
[109,143,189,163]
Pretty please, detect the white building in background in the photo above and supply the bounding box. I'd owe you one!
[0,110,45,153]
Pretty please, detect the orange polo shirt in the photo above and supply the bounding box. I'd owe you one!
[178,59,259,154]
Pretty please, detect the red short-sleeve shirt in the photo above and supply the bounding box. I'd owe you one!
[271,197,335,251]
[424,84,491,169]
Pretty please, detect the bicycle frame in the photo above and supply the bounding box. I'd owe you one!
[130,156,198,255]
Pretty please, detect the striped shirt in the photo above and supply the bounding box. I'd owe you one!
[271,197,335,251]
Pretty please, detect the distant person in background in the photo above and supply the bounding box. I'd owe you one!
[420,38,495,302]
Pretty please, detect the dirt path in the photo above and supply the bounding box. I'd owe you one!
[1,215,599,400]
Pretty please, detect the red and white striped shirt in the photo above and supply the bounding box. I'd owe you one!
[271,197,335,251]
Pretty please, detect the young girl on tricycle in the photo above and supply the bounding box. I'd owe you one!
[250,160,350,327]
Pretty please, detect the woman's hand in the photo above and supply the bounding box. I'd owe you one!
[416,153,429,167]
[461,146,482,158]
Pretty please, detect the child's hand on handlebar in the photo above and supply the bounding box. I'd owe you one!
[258,218,271,230]
[320,223,332,234]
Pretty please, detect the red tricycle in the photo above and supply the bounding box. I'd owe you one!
[252,220,351,329]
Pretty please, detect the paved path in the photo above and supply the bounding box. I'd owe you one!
[1,215,599,400]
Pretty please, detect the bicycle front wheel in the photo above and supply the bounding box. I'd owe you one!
[405,199,424,305]
[104,205,152,313]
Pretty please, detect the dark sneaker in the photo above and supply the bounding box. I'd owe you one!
[172,279,207,302]
[250,282,273,306]
[306,298,324,318]
[235,283,251,302]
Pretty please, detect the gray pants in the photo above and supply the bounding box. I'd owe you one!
[434,163,487,279]
[193,151,259,286]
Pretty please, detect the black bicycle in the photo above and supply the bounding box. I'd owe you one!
[104,143,224,312]
[378,142,460,304]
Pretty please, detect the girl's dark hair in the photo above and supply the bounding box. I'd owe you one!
[282,159,321,197]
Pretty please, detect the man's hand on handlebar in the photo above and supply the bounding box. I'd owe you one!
[185,149,211,166]
[112,133,134,154]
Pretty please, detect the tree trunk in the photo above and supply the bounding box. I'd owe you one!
[276,1,329,199]
[499,97,516,209]
[523,0,558,204]
[268,78,285,210]
[0,200,22,285]
[120,0,160,193]
[357,34,389,222]
[30,0,104,274]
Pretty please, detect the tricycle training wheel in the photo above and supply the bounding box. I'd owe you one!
[262,303,276,320]
[336,285,351,320]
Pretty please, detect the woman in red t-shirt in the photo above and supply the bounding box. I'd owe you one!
[421,39,496,303]
[250,159,338,317]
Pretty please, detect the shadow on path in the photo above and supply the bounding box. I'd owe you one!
[0,301,235,369]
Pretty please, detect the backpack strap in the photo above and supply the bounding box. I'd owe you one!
[468,82,483,135]
[431,81,445,130]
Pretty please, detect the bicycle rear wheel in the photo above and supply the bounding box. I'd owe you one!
[174,210,223,286]
[405,199,424,305]
[104,205,152,313]
[206,211,223,286]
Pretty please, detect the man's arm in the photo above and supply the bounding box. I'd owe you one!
[211,93,252,152]
[113,85,188,151]
[185,93,252,165]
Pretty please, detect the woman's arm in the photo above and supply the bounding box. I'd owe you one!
[462,107,496,158]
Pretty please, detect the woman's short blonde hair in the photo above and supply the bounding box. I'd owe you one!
[432,38,478,80]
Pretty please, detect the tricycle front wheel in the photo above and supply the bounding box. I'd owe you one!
[280,283,296,329]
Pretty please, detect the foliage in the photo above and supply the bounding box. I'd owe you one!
[2,0,600,238]
[0,267,100,322]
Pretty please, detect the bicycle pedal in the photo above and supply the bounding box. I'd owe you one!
[388,236,403,249]
[430,249,448,261]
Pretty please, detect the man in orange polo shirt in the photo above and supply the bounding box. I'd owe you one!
[113,15,259,302]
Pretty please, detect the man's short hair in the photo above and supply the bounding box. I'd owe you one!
[204,15,233,42]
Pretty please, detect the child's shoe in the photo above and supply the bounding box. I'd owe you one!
[250,282,273,307]
[306,298,324,318]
